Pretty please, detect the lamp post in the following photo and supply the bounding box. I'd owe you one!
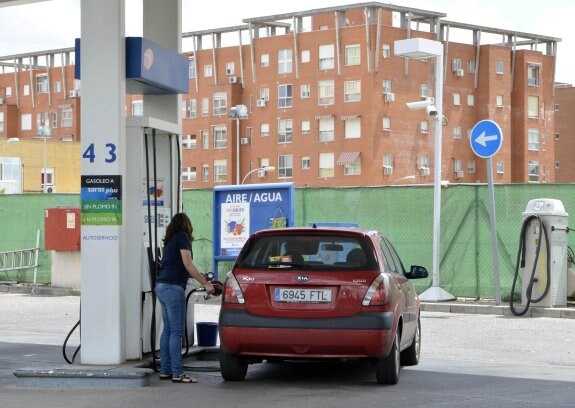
[37,125,52,193]
[395,38,455,302]
[228,105,248,184]
[241,166,276,184]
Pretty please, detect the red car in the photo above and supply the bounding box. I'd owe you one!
[218,227,428,384]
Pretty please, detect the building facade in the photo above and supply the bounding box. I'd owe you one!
[554,84,575,182]
[0,2,561,192]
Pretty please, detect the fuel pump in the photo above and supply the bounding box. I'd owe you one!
[510,198,569,316]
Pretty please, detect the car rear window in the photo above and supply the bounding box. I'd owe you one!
[237,234,377,270]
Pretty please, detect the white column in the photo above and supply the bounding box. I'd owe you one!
[80,0,126,364]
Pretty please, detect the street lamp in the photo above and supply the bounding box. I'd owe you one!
[395,37,455,302]
[228,105,248,184]
[241,166,275,184]
[37,125,52,193]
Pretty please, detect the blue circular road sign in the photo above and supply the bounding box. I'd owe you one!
[470,120,503,159]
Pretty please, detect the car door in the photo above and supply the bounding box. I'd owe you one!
[378,236,416,348]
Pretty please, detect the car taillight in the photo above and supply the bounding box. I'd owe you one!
[362,274,390,306]
[223,273,245,304]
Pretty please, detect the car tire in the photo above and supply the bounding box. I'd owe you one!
[220,348,248,381]
[375,330,400,385]
[401,317,421,366]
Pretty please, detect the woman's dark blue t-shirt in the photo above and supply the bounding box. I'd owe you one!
[158,231,192,289]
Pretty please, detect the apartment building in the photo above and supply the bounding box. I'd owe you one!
[0,2,560,191]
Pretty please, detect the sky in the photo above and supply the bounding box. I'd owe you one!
[0,0,574,84]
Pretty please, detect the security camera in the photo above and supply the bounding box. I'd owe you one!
[426,105,438,117]
[405,97,434,111]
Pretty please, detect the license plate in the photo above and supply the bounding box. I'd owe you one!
[274,288,332,303]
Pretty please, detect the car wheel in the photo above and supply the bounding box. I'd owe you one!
[219,348,248,381]
[375,330,400,385]
[401,317,421,366]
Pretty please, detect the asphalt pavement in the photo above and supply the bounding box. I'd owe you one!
[1,284,575,408]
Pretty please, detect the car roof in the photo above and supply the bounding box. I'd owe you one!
[253,226,380,238]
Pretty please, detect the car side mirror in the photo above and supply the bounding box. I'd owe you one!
[406,265,428,279]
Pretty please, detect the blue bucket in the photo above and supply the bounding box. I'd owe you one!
[196,322,218,347]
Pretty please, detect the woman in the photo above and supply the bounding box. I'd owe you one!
[155,212,215,383]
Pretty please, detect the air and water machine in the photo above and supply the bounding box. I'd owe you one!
[510,198,569,316]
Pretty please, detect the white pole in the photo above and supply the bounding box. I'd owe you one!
[236,117,240,184]
[43,134,47,193]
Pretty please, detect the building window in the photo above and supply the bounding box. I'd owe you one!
[213,125,227,149]
[382,44,391,58]
[382,117,391,131]
[420,120,428,134]
[344,155,361,176]
[467,160,476,173]
[528,64,540,86]
[36,74,49,94]
[201,130,209,149]
[467,60,476,74]
[382,80,393,94]
[260,87,270,101]
[201,97,209,116]
[555,162,560,170]
[182,167,196,182]
[300,84,311,99]
[420,83,429,98]
[453,126,462,139]
[41,168,54,188]
[454,159,462,173]
[214,159,227,183]
[527,95,539,118]
[344,80,361,102]
[528,160,539,182]
[497,161,504,174]
[467,94,475,106]
[555,132,560,141]
[496,95,504,107]
[36,112,49,129]
[261,123,270,137]
[496,61,504,74]
[204,65,213,77]
[452,58,462,71]
[383,153,394,175]
[319,117,334,142]
[528,128,539,151]
[131,100,143,116]
[318,80,335,105]
[302,156,311,169]
[278,84,293,108]
[319,44,335,70]
[51,111,58,129]
[182,134,196,149]
[319,153,334,178]
[6,87,12,97]
[260,54,269,67]
[278,155,293,178]
[202,165,209,182]
[188,58,196,78]
[453,93,461,106]
[60,107,72,128]
[301,120,310,134]
[23,84,30,96]
[0,112,4,132]
[188,99,197,118]
[344,118,361,139]
[278,49,293,74]
[213,92,227,116]
[344,44,360,66]
[420,155,429,172]
[225,62,235,75]
[301,50,310,63]
[53,81,61,93]
[278,119,293,144]
[555,104,559,111]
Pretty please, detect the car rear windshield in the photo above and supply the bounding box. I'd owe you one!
[237,234,377,271]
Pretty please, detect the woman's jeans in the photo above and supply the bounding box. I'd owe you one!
[155,283,186,376]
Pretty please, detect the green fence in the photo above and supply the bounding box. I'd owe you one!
[1,184,574,299]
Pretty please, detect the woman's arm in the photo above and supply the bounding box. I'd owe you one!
[180,249,215,294]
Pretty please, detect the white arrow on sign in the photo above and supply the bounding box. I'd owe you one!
[475,131,498,147]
